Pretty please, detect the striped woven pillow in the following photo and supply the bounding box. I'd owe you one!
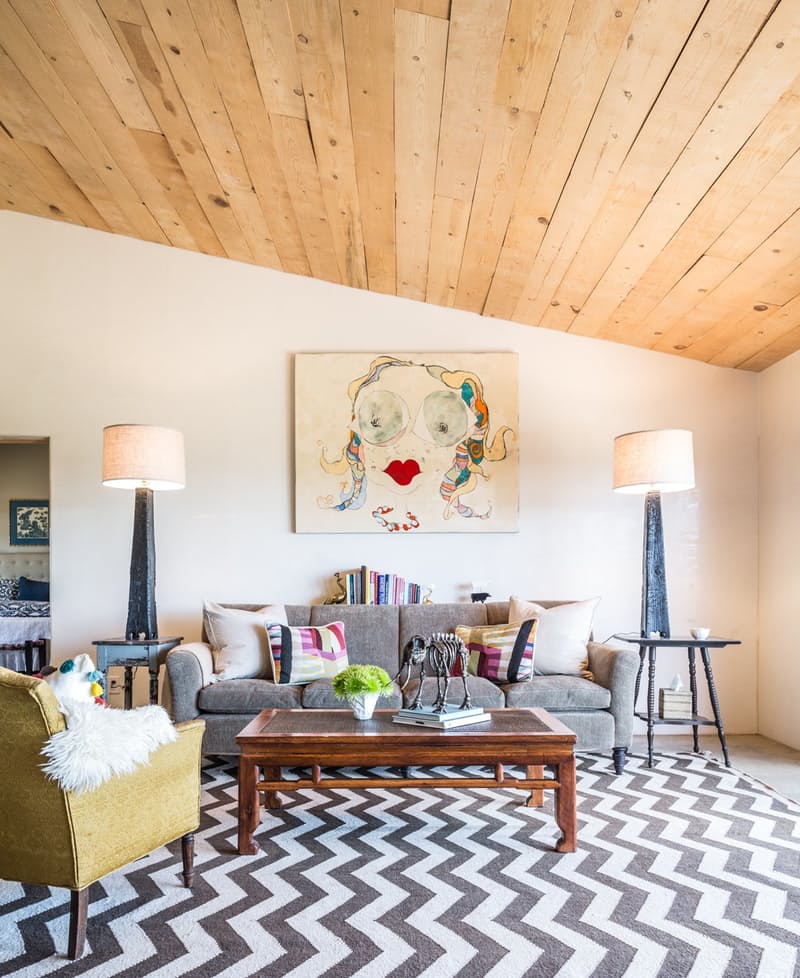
[268,621,349,685]
[455,619,537,684]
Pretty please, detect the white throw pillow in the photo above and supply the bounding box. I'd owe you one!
[508,596,600,679]
[203,600,288,681]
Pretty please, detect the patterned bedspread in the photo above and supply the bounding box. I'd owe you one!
[0,600,51,645]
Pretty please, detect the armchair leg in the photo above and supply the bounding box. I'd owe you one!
[613,747,627,775]
[68,887,89,959]
[181,833,195,888]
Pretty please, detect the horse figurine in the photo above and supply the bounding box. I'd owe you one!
[395,632,471,713]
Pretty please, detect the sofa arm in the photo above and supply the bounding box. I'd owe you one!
[587,641,640,749]
[165,643,216,723]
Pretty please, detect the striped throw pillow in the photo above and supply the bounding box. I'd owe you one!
[268,621,349,685]
[455,619,537,684]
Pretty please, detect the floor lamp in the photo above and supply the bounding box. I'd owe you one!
[613,429,694,638]
[102,425,185,640]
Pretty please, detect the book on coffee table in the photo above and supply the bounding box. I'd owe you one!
[396,705,484,721]
[392,712,491,729]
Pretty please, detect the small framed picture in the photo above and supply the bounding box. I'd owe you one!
[10,500,49,546]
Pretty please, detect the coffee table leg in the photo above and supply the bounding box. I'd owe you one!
[554,756,577,853]
[238,755,261,855]
[525,765,544,807]
[263,766,283,810]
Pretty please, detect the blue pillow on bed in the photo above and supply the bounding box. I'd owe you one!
[18,576,49,601]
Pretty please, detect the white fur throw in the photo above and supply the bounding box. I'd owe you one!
[41,702,177,794]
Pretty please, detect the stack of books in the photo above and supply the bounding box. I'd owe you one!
[392,705,490,729]
[659,688,693,719]
[336,566,425,605]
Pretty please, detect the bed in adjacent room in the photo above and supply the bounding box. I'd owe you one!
[0,552,50,673]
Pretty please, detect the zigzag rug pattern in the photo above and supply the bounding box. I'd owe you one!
[1,752,798,978]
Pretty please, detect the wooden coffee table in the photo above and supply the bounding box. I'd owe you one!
[236,708,577,855]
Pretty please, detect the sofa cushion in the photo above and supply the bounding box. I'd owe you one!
[508,596,599,679]
[399,603,487,655]
[302,677,404,710]
[310,605,399,672]
[401,675,505,710]
[269,622,349,685]
[198,679,302,713]
[203,600,287,680]
[503,675,611,711]
[455,620,537,684]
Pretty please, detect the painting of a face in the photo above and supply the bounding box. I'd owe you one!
[354,365,474,495]
[295,353,518,533]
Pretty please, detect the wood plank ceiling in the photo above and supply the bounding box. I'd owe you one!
[1,0,798,371]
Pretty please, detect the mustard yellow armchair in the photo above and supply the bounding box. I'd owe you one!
[0,667,205,958]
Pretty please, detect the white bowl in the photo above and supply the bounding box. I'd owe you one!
[690,627,711,640]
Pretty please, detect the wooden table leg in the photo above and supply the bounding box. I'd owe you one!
[688,647,699,753]
[262,765,283,810]
[554,755,577,853]
[238,754,261,855]
[646,646,657,768]
[525,764,544,807]
[700,647,731,767]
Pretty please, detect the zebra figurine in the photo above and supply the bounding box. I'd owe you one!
[395,632,471,713]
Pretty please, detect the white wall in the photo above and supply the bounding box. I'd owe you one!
[758,351,800,749]
[0,212,759,732]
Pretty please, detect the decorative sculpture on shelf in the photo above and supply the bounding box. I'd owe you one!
[395,632,471,713]
[324,572,347,605]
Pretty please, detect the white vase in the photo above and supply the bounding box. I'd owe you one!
[349,691,380,720]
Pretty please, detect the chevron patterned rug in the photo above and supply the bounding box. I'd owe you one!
[1,752,799,978]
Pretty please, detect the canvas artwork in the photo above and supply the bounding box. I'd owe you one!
[295,353,519,533]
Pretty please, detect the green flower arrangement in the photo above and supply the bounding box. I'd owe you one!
[332,664,393,700]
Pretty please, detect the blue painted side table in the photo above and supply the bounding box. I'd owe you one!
[92,636,183,708]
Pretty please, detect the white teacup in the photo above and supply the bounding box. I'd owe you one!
[690,627,711,640]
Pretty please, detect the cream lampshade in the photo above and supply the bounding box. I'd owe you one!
[613,429,694,638]
[102,425,185,640]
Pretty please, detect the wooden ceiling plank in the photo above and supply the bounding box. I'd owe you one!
[187,0,309,275]
[736,297,800,371]
[706,148,800,265]
[483,0,638,321]
[395,0,450,19]
[237,0,308,121]
[0,128,70,222]
[269,111,341,283]
[340,0,396,295]
[454,104,536,312]
[426,193,470,306]
[12,138,111,230]
[130,128,225,257]
[287,0,367,288]
[51,0,159,132]
[0,43,137,233]
[542,0,777,336]
[104,8,255,262]
[10,0,208,252]
[709,291,800,368]
[600,82,800,343]
[394,8,447,302]
[492,0,573,114]
[426,0,511,306]
[512,0,708,330]
[139,0,280,267]
[652,208,800,359]
[568,0,800,342]
[633,255,739,349]
[0,0,168,244]
[455,0,571,313]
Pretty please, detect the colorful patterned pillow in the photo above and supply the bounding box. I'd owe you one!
[454,620,537,684]
[268,621,349,685]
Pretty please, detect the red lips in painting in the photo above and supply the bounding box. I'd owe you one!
[383,459,421,486]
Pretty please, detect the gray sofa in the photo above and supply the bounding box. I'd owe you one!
[165,600,638,772]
